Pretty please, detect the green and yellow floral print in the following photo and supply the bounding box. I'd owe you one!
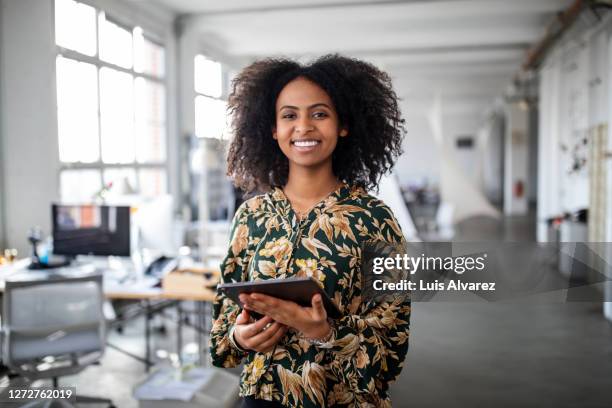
[210,183,411,407]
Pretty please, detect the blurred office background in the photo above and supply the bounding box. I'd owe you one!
[0,0,611,407]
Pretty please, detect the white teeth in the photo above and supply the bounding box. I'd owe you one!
[293,140,319,147]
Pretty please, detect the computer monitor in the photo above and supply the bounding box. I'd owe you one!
[52,204,131,257]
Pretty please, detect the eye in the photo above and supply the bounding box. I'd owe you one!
[312,111,328,119]
[281,112,296,119]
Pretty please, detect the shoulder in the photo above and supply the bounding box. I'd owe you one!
[342,187,406,244]
[229,194,264,231]
[234,192,275,219]
[230,192,281,235]
[343,186,398,220]
[239,194,267,214]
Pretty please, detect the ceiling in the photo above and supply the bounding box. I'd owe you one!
[141,0,575,117]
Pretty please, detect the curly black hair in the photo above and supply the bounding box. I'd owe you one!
[226,54,405,193]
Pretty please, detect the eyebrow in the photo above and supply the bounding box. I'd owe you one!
[279,103,332,111]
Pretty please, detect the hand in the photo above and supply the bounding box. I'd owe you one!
[240,293,332,340]
[233,308,288,353]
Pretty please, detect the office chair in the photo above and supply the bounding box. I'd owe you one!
[2,274,115,407]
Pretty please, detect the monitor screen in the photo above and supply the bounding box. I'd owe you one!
[52,204,131,257]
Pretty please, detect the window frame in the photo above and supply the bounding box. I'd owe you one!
[54,0,169,199]
[194,54,229,140]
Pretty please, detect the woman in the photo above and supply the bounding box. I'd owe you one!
[210,55,410,408]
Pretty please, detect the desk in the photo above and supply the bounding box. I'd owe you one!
[0,260,219,372]
[105,286,217,371]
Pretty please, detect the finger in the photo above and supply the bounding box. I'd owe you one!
[257,327,287,350]
[248,324,282,352]
[243,301,269,317]
[243,316,274,338]
[249,322,285,346]
[247,295,298,322]
[254,324,288,351]
[235,309,250,325]
[249,293,276,302]
[246,294,277,313]
[311,294,327,320]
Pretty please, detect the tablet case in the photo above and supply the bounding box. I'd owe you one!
[218,277,341,319]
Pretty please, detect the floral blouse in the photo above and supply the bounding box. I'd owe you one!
[210,183,411,407]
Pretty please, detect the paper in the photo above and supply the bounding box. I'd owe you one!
[134,367,214,401]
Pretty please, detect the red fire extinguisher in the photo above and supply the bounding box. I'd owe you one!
[514,180,524,198]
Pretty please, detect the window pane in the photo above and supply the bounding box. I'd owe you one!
[99,13,133,69]
[55,0,96,56]
[194,55,222,98]
[103,168,137,195]
[60,169,102,203]
[135,77,166,124]
[139,168,167,197]
[56,56,99,163]
[135,77,166,163]
[136,124,166,163]
[100,67,135,163]
[134,28,165,78]
[195,96,228,139]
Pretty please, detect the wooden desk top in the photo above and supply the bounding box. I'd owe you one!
[104,287,217,302]
[0,260,219,302]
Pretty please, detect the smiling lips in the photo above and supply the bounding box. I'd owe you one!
[291,139,321,151]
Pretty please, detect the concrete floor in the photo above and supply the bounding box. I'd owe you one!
[388,213,612,408]
[9,212,611,407]
[390,302,612,408]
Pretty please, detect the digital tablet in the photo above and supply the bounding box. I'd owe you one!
[218,277,341,319]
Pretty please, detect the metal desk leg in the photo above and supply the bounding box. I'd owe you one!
[145,300,151,372]
[197,301,204,366]
[177,301,183,364]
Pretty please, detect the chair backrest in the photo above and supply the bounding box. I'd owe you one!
[2,273,106,379]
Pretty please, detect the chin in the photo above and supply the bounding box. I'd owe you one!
[289,156,331,169]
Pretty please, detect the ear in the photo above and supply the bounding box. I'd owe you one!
[272,128,277,140]
[339,128,348,137]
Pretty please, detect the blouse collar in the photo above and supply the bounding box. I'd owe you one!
[267,182,362,223]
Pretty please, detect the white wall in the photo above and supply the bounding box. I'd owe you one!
[392,100,496,199]
[1,0,60,255]
[393,113,440,187]
[537,15,612,242]
[0,0,5,249]
[443,111,485,187]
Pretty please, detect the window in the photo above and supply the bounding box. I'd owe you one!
[193,55,234,220]
[54,0,167,203]
[194,55,228,139]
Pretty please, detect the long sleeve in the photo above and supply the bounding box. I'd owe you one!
[323,201,411,401]
[210,202,251,368]
[324,296,410,397]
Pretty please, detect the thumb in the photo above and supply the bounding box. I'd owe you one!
[311,294,327,318]
[236,308,250,325]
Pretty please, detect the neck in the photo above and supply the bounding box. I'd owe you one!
[284,162,339,202]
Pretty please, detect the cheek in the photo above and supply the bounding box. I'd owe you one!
[323,126,340,147]
[274,124,292,143]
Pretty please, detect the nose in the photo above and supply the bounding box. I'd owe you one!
[294,117,314,134]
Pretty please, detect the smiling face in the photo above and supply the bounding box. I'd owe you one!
[273,77,347,172]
